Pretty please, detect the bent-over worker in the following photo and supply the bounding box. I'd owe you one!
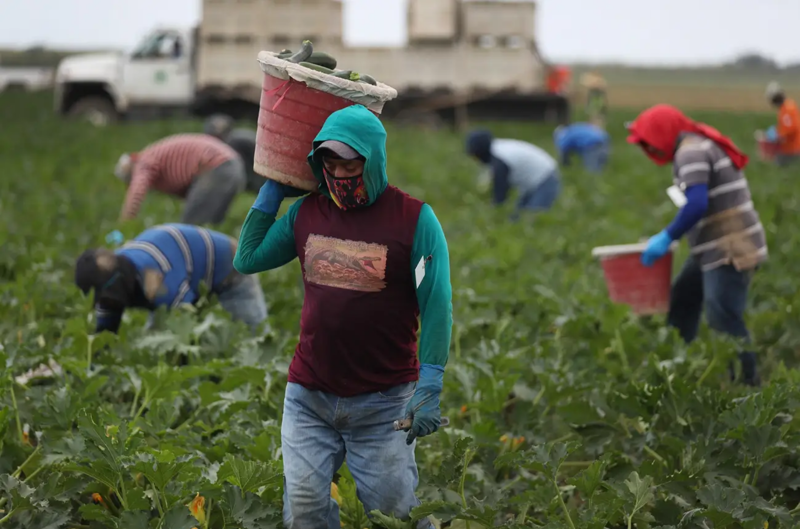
[204,114,262,194]
[114,133,246,224]
[75,223,267,333]
[466,129,561,221]
[233,105,452,529]
[554,121,610,173]
[628,104,767,386]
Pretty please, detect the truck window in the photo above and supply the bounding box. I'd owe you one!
[131,32,184,60]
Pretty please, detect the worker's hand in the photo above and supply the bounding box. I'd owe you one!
[641,230,673,266]
[404,364,444,445]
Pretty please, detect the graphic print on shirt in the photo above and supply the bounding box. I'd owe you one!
[303,234,388,292]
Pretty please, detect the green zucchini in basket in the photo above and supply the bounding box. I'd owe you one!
[306,51,337,70]
[357,73,377,86]
[331,70,353,79]
[286,41,313,63]
[277,49,293,59]
[299,62,334,74]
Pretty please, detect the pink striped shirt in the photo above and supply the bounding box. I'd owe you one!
[121,134,239,219]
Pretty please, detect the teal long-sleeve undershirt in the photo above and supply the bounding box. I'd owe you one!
[232,200,453,369]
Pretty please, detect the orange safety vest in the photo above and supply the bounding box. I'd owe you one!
[777,98,800,154]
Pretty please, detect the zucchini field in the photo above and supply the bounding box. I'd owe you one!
[2,92,800,529]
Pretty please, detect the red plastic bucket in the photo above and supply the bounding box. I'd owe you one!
[254,74,378,191]
[756,138,779,162]
[592,243,674,315]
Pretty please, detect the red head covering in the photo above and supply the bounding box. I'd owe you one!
[626,104,749,169]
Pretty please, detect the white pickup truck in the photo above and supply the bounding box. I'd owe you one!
[54,26,255,126]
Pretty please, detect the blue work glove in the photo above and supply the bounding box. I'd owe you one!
[404,364,444,445]
[105,230,124,246]
[252,180,307,215]
[766,125,778,143]
[641,230,673,266]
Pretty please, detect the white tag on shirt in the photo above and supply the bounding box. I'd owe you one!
[666,185,687,208]
[415,256,426,288]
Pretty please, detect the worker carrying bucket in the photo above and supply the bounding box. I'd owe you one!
[625,104,767,386]
[234,105,453,529]
[235,44,449,529]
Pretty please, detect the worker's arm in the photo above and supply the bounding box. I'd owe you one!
[95,305,123,334]
[233,181,304,274]
[665,146,711,239]
[666,184,709,240]
[120,165,156,221]
[491,157,511,205]
[554,131,573,166]
[410,204,453,369]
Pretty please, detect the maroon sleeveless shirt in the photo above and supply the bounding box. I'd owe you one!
[290,185,425,397]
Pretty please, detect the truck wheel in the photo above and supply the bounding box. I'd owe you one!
[68,97,118,127]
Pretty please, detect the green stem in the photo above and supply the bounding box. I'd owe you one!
[627,514,633,529]
[560,461,594,468]
[152,487,165,517]
[458,447,475,529]
[131,392,150,422]
[86,335,94,373]
[517,502,530,524]
[23,466,43,483]
[129,385,141,417]
[8,382,23,443]
[118,477,129,511]
[550,433,574,444]
[454,325,462,360]
[696,355,718,387]
[12,444,41,478]
[203,498,212,529]
[0,509,19,525]
[643,445,666,466]
[553,479,576,529]
[173,407,202,433]
[614,329,630,374]
[532,387,545,407]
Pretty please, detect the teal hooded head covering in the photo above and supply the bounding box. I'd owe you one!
[306,105,389,207]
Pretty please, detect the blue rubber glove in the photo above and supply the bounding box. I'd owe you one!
[252,180,285,215]
[766,125,778,143]
[252,180,308,216]
[641,230,673,266]
[105,230,124,246]
[404,364,444,445]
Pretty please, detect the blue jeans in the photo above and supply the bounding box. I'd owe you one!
[667,256,758,383]
[216,273,268,331]
[666,256,752,343]
[517,170,561,214]
[582,143,609,173]
[281,381,433,529]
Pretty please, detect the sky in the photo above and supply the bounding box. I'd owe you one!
[1,0,799,66]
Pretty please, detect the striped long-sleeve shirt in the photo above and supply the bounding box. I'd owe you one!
[672,133,768,272]
[120,134,239,220]
[95,223,238,333]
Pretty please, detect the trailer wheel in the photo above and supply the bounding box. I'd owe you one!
[68,97,118,127]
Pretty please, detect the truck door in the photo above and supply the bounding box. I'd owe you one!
[122,29,193,105]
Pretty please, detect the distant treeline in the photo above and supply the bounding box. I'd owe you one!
[0,46,111,68]
[3,46,799,73]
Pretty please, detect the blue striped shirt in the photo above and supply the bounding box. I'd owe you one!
[95,224,237,332]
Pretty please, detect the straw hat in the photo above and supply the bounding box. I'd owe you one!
[765,81,783,100]
[580,72,607,89]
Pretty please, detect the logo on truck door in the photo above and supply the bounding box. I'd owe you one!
[154,70,167,84]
